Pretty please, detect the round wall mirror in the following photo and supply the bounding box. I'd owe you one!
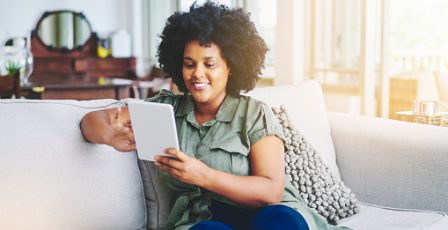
[35,10,92,51]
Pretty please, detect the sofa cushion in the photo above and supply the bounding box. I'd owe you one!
[0,99,146,229]
[247,80,341,178]
[339,203,448,230]
[272,105,359,225]
[137,160,174,230]
[329,112,448,213]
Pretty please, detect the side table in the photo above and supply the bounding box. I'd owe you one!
[21,76,133,100]
[396,111,448,127]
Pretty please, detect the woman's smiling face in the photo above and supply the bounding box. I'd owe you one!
[182,40,230,107]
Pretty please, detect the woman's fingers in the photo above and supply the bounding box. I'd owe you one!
[156,160,181,177]
[113,107,132,129]
[155,155,182,169]
[126,120,133,130]
[163,148,186,160]
[155,149,209,186]
[127,129,135,141]
[125,141,136,152]
[104,107,136,152]
[155,156,183,179]
[114,107,121,122]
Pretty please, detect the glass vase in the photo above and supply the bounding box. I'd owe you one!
[0,45,33,85]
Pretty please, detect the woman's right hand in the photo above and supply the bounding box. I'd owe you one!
[103,107,136,152]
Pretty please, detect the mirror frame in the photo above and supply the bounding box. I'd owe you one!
[33,10,93,53]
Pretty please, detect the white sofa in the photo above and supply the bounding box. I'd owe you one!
[1,80,447,229]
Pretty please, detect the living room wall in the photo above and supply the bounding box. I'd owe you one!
[0,0,155,75]
[0,0,133,43]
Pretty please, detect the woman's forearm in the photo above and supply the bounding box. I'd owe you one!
[201,136,285,208]
[156,134,286,208]
[200,168,284,208]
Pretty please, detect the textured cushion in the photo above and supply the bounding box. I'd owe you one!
[272,105,359,225]
[0,99,146,229]
[339,203,448,230]
[247,80,341,178]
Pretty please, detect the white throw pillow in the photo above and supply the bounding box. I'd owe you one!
[247,80,341,178]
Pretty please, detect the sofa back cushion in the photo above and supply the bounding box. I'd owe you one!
[247,80,341,178]
[0,100,146,229]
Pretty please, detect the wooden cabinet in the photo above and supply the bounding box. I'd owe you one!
[31,32,136,80]
[73,57,136,78]
[27,31,136,100]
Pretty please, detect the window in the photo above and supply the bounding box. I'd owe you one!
[306,0,381,116]
[388,0,448,72]
[307,0,364,86]
[245,0,277,77]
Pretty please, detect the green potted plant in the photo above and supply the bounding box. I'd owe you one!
[0,61,22,98]
[5,61,21,76]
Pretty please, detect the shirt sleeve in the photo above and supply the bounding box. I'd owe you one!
[247,100,286,146]
[144,89,180,108]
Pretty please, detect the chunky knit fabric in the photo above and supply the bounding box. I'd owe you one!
[272,105,359,225]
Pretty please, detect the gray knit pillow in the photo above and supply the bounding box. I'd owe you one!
[272,105,359,225]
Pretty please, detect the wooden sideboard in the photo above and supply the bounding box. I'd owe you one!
[31,31,136,80]
[26,31,137,100]
[22,74,132,100]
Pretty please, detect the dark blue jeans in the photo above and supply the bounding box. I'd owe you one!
[190,200,309,230]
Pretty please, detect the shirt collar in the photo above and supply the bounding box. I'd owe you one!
[215,94,239,122]
[175,94,239,123]
[175,94,193,117]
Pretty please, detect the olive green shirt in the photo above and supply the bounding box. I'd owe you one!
[146,89,348,230]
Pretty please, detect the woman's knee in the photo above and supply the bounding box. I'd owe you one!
[190,220,234,230]
[251,205,309,230]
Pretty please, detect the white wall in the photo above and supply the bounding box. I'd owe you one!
[0,0,152,75]
[0,0,185,77]
[0,0,134,42]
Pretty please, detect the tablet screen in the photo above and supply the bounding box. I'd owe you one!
[128,100,179,161]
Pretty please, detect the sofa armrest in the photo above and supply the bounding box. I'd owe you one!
[328,112,448,213]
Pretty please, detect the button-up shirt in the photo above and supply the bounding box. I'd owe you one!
[145,89,348,230]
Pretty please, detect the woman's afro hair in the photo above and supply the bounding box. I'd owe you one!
[157,2,268,96]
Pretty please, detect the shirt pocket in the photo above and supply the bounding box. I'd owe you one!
[210,134,250,176]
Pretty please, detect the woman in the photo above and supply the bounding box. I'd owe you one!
[81,2,347,230]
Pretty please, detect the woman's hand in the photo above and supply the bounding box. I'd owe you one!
[104,107,136,152]
[155,149,210,186]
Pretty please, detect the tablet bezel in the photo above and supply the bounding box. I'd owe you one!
[128,100,179,161]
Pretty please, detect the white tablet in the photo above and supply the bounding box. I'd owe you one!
[128,100,179,161]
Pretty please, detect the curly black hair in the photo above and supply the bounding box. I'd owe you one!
[157,2,268,96]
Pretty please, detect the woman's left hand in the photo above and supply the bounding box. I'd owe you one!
[154,149,210,186]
